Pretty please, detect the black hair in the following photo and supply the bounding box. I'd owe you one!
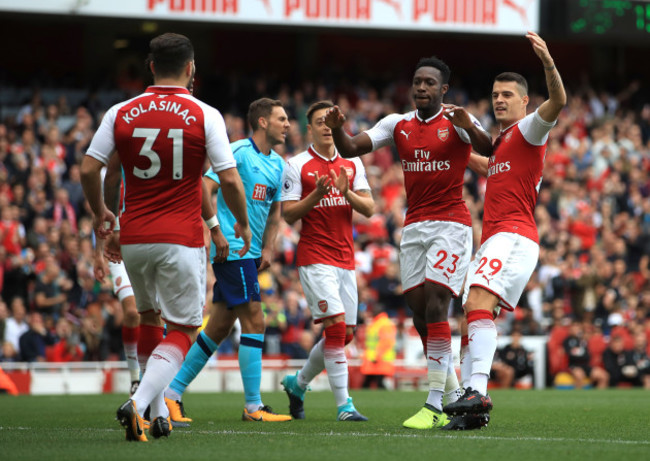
[148,33,194,78]
[415,56,451,84]
[306,100,334,124]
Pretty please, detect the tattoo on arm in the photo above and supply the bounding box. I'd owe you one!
[548,70,563,90]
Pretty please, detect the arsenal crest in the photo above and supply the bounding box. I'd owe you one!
[505,131,513,142]
[344,167,354,178]
[318,300,328,313]
[116,277,122,286]
[437,127,449,141]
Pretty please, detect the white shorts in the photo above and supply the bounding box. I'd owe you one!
[463,232,539,315]
[121,243,206,328]
[108,261,134,302]
[298,264,358,326]
[399,221,473,297]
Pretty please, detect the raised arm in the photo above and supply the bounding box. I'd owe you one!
[323,106,374,158]
[527,31,567,123]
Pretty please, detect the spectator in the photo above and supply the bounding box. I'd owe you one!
[25,216,48,249]
[0,202,26,257]
[369,261,405,318]
[80,302,107,361]
[513,307,543,336]
[562,321,609,389]
[280,289,312,359]
[99,291,126,361]
[263,291,287,355]
[360,305,396,389]
[37,103,61,137]
[630,332,650,389]
[491,330,534,388]
[0,75,649,367]
[40,125,66,178]
[64,106,94,165]
[45,188,77,234]
[18,312,56,362]
[602,335,641,387]
[0,300,8,341]
[3,297,28,355]
[61,164,85,214]
[34,255,72,321]
[50,317,83,362]
[363,217,398,281]
[0,340,19,362]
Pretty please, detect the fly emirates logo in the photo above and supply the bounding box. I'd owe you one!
[401,149,450,173]
[487,156,511,178]
[315,187,349,209]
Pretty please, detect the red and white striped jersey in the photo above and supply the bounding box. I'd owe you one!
[86,85,236,248]
[365,108,485,227]
[482,110,556,244]
[281,145,370,270]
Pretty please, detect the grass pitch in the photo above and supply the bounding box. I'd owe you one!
[1,389,648,461]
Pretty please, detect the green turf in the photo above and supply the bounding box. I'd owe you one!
[1,389,649,461]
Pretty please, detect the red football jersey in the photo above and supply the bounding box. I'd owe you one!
[366,109,484,227]
[481,110,556,244]
[281,146,370,270]
[86,86,235,247]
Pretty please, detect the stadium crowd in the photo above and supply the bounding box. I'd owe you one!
[0,74,649,389]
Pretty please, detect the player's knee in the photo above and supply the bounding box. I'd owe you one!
[425,302,448,322]
[238,313,265,335]
[427,283,452,303]
[240,320,264,335]
[123,309,139,325]
[139,311,161,326]
[204,321,232,343]
[322,314,345,329]
[463,298,481,312]
[121,298,139,321]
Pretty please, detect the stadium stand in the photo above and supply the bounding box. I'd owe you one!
[1,5,649,393]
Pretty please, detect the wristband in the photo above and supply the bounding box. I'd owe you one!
[544,64,555,71]
[205,215,219,229]
[113,217,120,231]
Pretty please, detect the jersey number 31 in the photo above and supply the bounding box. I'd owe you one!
[132,128,183,180]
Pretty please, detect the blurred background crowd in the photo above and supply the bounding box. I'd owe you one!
[0,65,649,389]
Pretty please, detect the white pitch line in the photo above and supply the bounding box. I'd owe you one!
[188,429,650,446]
[2,426,647,446]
